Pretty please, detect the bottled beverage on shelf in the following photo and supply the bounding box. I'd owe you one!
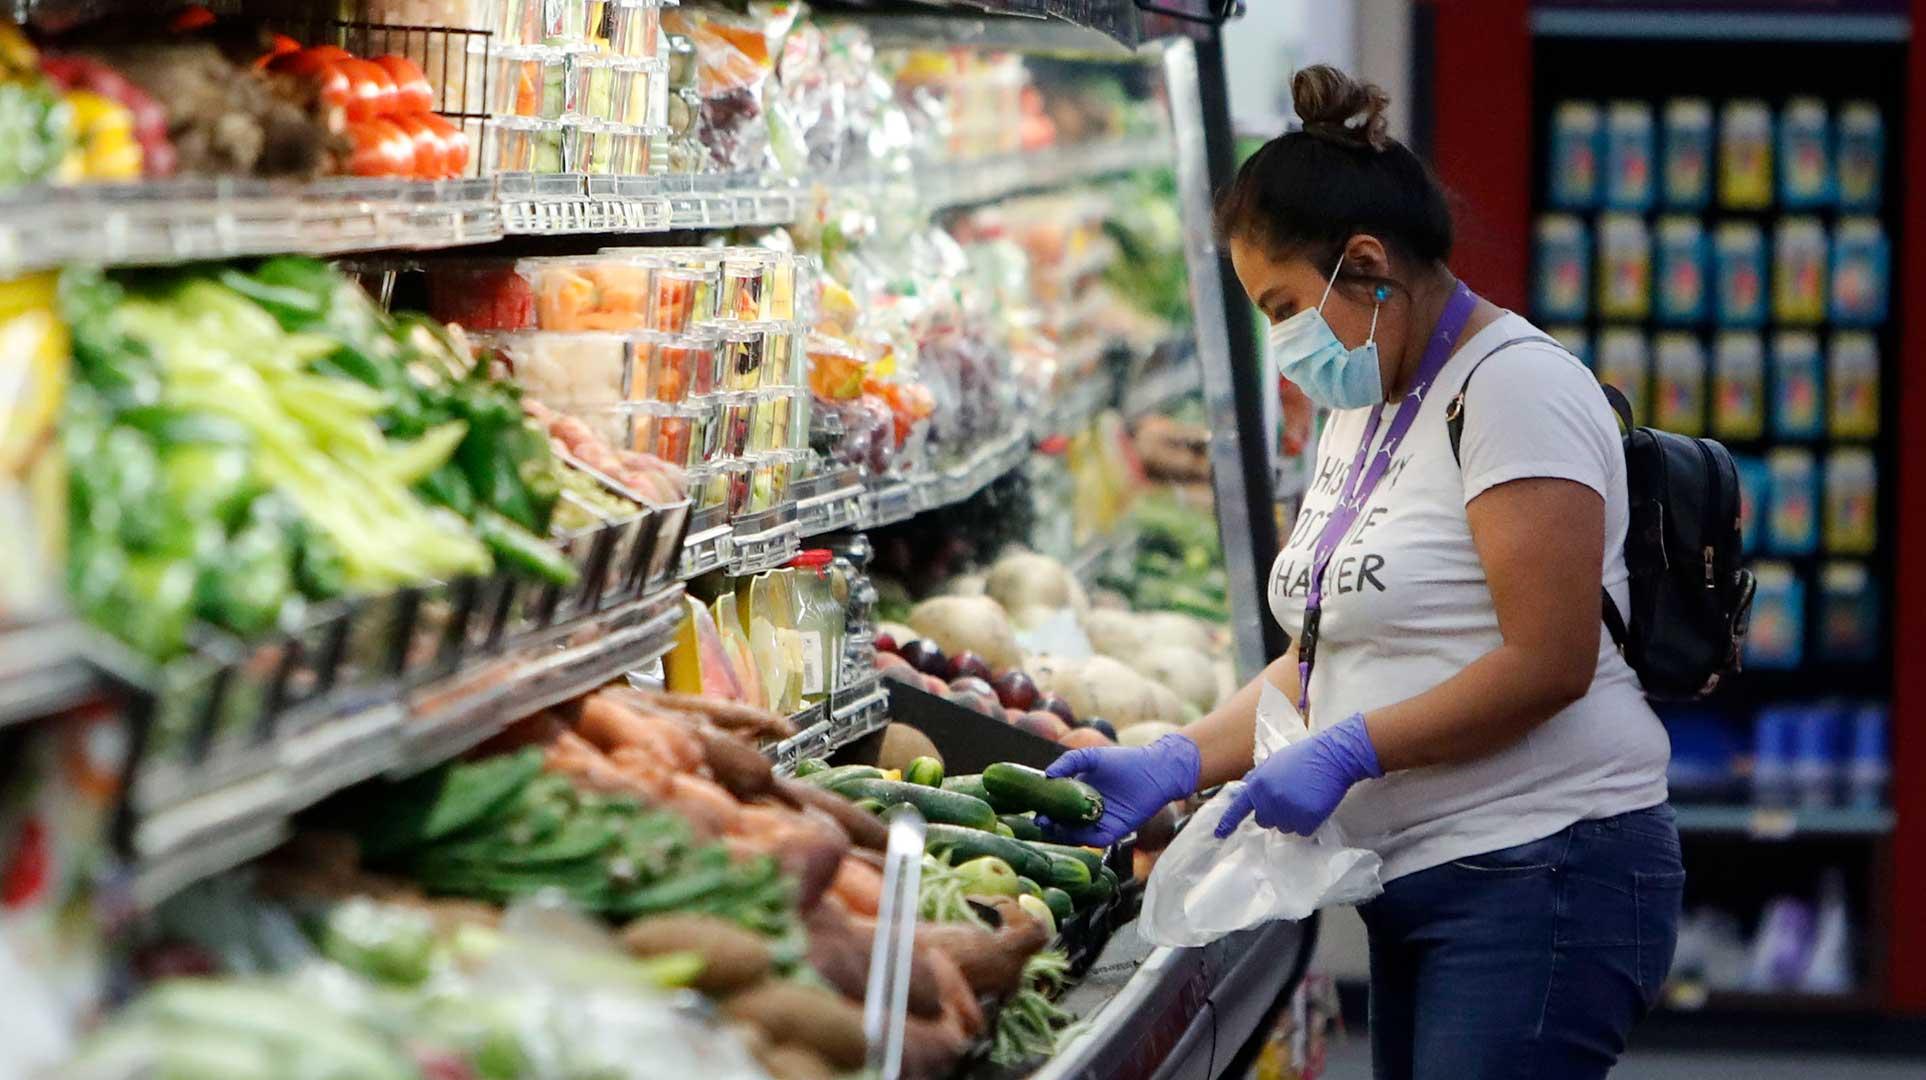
[1750,705,1797,809]
[1792,703,1842,811]
[1846,703,1890,810]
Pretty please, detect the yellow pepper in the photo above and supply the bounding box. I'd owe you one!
[58,90,141,182]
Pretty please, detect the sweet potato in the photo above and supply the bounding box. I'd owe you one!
[697,726,778,801]
[774,777,888,851]
[802,903,942,1019]
[724,981,869,1071]
[658,770,741,838]
[758,1045,836,1080]
[923,946,983,1038]
[902,899,1049,1000]
[622,913,771,994]
[828,855,882,918]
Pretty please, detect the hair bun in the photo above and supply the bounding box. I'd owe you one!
[1292,65,1390,152]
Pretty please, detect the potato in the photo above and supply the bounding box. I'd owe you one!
[985,551,1075,612]
[1081,609,1149,661]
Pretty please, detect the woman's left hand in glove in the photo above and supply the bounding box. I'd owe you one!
[1214,712,1384,838]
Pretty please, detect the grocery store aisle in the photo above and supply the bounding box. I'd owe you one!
[1319,1037,1926,1078]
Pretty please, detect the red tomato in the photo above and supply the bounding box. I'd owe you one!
[420,112,469,178]
[266,48,351,111]
[302,44,353,64]
[347,118,415,177]
[372,54,435,115]
[254,33,301,70]
[333,58,399,122]
[389,113,446,179]
[169,5,216,32]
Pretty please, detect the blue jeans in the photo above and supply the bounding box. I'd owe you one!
[1356,804,1685,1080]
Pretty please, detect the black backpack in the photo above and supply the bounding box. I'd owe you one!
[1446,337,1756,701]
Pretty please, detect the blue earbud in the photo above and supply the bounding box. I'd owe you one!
[1373,284,1392,302]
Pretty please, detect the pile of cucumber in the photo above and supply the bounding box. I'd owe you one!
[794,758,1121,925]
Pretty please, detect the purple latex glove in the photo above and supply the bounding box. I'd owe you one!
[1214,713,1383,839]
[1041,733,1201,847]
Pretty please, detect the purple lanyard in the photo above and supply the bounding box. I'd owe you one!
[1297,282,1479,717]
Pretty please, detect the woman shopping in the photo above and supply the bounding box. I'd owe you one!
[1046,66,1683,1079]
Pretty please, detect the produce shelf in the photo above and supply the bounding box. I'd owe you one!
[1032,917,1312,1080]
[0,177,501,277]
[794,469,867,539]
[1671,804,1896,840]
[500,137,1171,238]
[0,617,129,730]
[129,586,686,909]
[1122,344,1201,420]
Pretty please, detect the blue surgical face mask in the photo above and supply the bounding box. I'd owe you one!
[1267,256,1387,410]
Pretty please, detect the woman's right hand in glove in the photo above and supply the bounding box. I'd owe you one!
[1039,733,1202,847]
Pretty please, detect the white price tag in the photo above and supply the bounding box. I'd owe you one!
[798,630,825,696]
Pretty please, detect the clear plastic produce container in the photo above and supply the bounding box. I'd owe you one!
[719,392,756,457]
[648,262,722,331]
[566,119,654,173]
[720,254,770,322]
[488,44,573,119]
[605,0,665,60]
[761,326,800,388]
[475,330,635,406]
[487,115,568,173]
[568,54,659,124]
[719,326,767,391]
[642,332,720,402]
[543,0,593,42]
[520,257,654,330]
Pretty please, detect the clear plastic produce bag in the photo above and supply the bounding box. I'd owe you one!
[1140,683,1382,947]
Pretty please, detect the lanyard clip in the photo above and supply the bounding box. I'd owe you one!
[1298,606,1321,667]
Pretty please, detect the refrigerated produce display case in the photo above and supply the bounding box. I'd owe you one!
[0,2,1303,1079]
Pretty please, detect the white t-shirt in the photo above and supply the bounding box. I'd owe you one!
[1268,311,1669,882]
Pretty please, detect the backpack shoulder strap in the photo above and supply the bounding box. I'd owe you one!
[1443,334,1630,651]
[1444,334,1564,465]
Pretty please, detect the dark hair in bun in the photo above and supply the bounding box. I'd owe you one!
[1216,64,1453,267]
[1292,64,1391,151]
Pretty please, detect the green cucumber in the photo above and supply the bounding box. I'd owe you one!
[904,756,945,787]
[922,824,1055,883]
[981,763,1104,824]
[853,798,886,815]
[1016,877,1043,898]
[1025,841,1106,880]
[832,779,998,830]
[1041,853,1092,891]
[940,773,992,802]
[792,758,831,778]
[803,764,885,791]
[998,814,1044,842]
[994,822,1017,838]
[1041,887,1075,925]
[1066,866,1117,907]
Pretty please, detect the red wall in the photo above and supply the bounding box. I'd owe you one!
[1886,0,1926,1014]
[1420,0,1533,311]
